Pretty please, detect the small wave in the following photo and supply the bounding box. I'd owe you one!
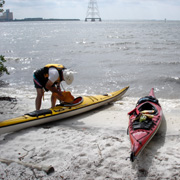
[151,47,168,51]
[162,76,180,83]
[100,42,132,51]
[6,57,32,64]
[3,50,14,54]
[21,66,31,70]
[107,34,134,39]
[105,41,136,46]
[20,57,32,64]
[135,60,180,66]
[76,40,87,44]
[6,57,20,61]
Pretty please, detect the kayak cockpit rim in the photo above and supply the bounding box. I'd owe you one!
[56,96,83,107]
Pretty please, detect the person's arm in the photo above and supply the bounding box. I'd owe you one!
[45,80,63,99]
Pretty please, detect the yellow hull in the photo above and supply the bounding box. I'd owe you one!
[0,86,129,135]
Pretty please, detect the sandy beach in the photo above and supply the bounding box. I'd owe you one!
[0,93,180,180]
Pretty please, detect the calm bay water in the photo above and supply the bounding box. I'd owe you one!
[0,20,180,99]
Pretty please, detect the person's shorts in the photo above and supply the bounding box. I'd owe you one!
[33,74,43,89]
[33,74,56,90]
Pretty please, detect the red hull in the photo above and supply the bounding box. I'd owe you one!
[128,88,162,162]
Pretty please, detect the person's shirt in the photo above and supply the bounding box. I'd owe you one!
[48,67,59,83]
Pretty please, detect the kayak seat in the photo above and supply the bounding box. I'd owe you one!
[25,109,52,117]
[136,96,160,106]
[132,103,157,130]
[138,102,158,115]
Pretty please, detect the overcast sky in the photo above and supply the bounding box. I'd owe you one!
[3,0,180,20]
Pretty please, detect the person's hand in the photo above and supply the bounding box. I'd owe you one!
[57,85,60,91]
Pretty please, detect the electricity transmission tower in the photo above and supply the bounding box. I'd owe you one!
[85,0,101,22]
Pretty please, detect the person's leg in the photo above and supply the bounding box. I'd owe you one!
[35,88,44,110]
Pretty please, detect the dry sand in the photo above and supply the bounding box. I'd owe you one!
[0,94,180,180]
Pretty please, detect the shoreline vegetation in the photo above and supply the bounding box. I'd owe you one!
[0,18,80,22]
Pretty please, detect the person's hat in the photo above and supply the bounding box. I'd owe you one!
[63,70,74,85]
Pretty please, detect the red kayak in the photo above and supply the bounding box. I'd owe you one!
[128,88,163,162]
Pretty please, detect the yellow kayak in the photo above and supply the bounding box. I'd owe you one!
[0,86,129,135]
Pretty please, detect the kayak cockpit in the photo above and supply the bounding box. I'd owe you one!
[129,102,158,130]
[56,96,83,107]
[138,102,158,116]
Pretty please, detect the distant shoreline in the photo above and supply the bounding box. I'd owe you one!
[0,18,81,22]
